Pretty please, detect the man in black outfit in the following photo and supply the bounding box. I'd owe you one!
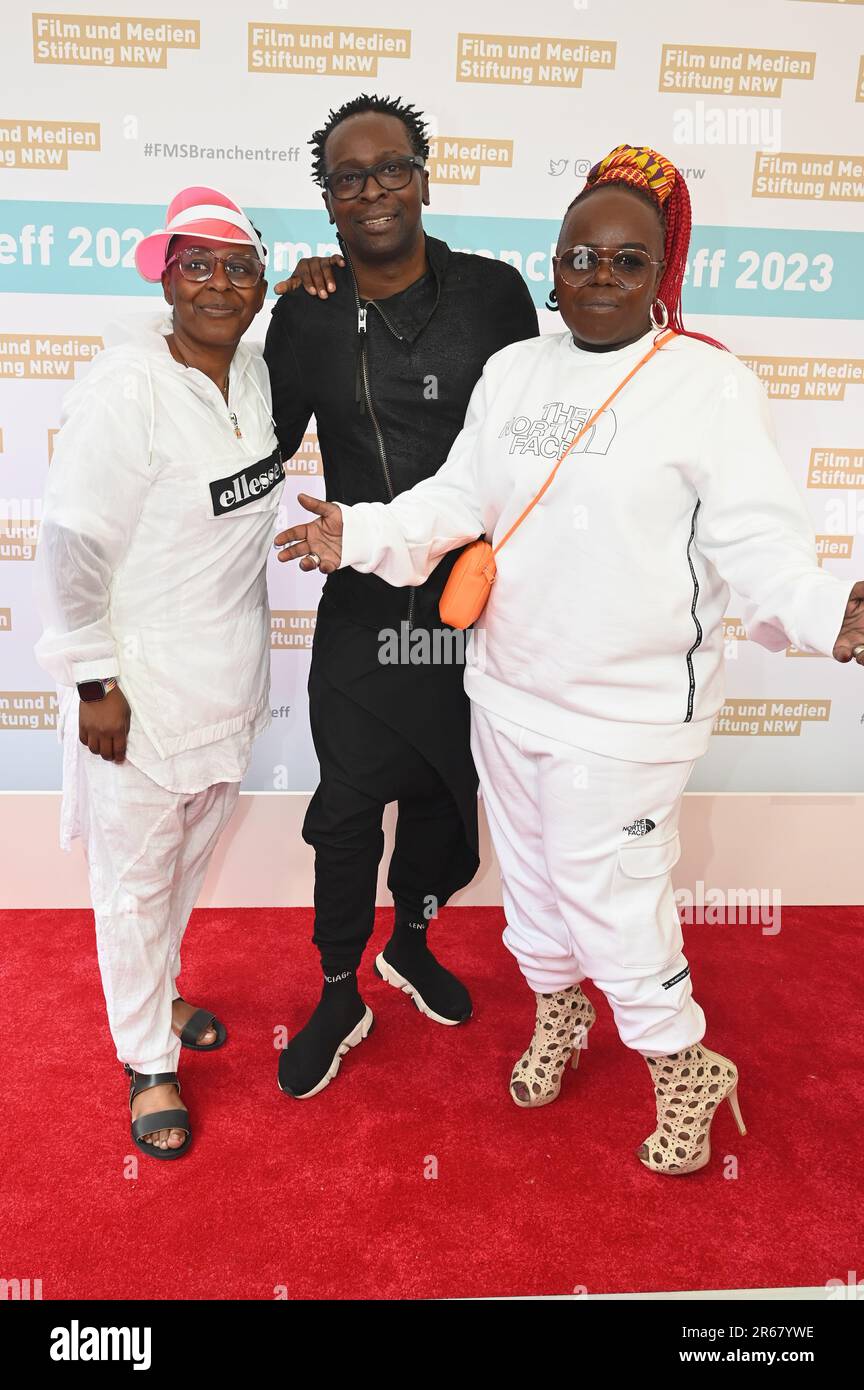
[264,93,538,1098]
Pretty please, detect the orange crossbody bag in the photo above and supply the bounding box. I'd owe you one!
[439,330,675,630]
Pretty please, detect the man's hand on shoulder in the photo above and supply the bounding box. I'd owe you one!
[274,254,345,299]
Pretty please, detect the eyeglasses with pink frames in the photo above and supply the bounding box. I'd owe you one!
[164,246,265,288]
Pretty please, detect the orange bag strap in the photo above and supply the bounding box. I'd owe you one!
[491,329,676,557]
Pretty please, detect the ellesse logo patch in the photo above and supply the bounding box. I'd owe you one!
[210,448,284,516]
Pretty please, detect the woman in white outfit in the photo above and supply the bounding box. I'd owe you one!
[35,186,283,1159]
[273,145,864,1175]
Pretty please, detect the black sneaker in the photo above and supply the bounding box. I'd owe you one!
[374,945,472,1025]
[278,990,374,1099]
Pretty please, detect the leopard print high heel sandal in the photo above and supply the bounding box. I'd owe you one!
[636,1042,747,1175]
[509,985,597,1108]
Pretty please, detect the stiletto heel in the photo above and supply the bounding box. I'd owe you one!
[726,1084,747,1136]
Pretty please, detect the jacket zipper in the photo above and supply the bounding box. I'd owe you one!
[357,308,394,500]
[343,242,417,629]
[177,357,247,444]
[370,298,404,342]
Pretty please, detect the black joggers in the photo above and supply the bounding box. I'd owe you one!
[303,673,478,976]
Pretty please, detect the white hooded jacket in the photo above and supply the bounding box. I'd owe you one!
[35,311,283,826]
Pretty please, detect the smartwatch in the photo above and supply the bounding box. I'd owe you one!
[77,677,119,703]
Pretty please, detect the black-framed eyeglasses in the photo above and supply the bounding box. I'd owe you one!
[322,155,425,201]
[165,247,265,288]
[553,245,664,290]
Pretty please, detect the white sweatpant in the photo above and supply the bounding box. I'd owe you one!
[470,704,706,1056]
[79,753,240,1074]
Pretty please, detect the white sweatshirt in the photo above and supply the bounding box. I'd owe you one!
[337,328,855,763]
[35,311,283,818]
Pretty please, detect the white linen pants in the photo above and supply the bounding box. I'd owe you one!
[79,753,240,1074]
[470,704,706,1056]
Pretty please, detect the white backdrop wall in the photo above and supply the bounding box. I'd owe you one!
[1,0,863,798]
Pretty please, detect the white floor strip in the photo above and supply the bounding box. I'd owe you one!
[478,1286,847,1301]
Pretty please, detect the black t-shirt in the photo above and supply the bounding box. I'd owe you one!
[369,270,436,342]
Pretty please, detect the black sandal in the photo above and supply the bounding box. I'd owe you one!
[125,1064,192,1160]
[172,995,227,1051]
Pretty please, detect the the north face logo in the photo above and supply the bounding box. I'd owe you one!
[623,817,656,837]
[662,965,690,991]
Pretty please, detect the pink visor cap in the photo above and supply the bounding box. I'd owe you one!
[134,185,267,282]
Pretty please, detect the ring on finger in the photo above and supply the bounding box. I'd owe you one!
[852,643,864,658]
[307,551,321,568]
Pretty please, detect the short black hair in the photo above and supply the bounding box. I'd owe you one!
[310,93,429,186]
[564,181,665,232]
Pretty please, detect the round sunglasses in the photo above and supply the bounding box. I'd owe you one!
[553,245,663,290]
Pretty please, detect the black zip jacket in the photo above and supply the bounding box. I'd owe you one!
[263,234,539,631]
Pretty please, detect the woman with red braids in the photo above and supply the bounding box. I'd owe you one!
[274,145,864,1175]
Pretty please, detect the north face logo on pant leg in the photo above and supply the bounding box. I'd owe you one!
[661,965,691,990]
[622,817,656,837]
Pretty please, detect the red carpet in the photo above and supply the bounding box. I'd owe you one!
[1,904,860,1300]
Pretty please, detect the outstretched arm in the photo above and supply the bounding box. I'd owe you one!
[275,369,491,585]
[693,364,858,661]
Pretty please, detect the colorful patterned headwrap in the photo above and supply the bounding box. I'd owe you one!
[584,144,677,207]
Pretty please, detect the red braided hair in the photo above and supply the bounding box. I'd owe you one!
[574,144,727,351]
